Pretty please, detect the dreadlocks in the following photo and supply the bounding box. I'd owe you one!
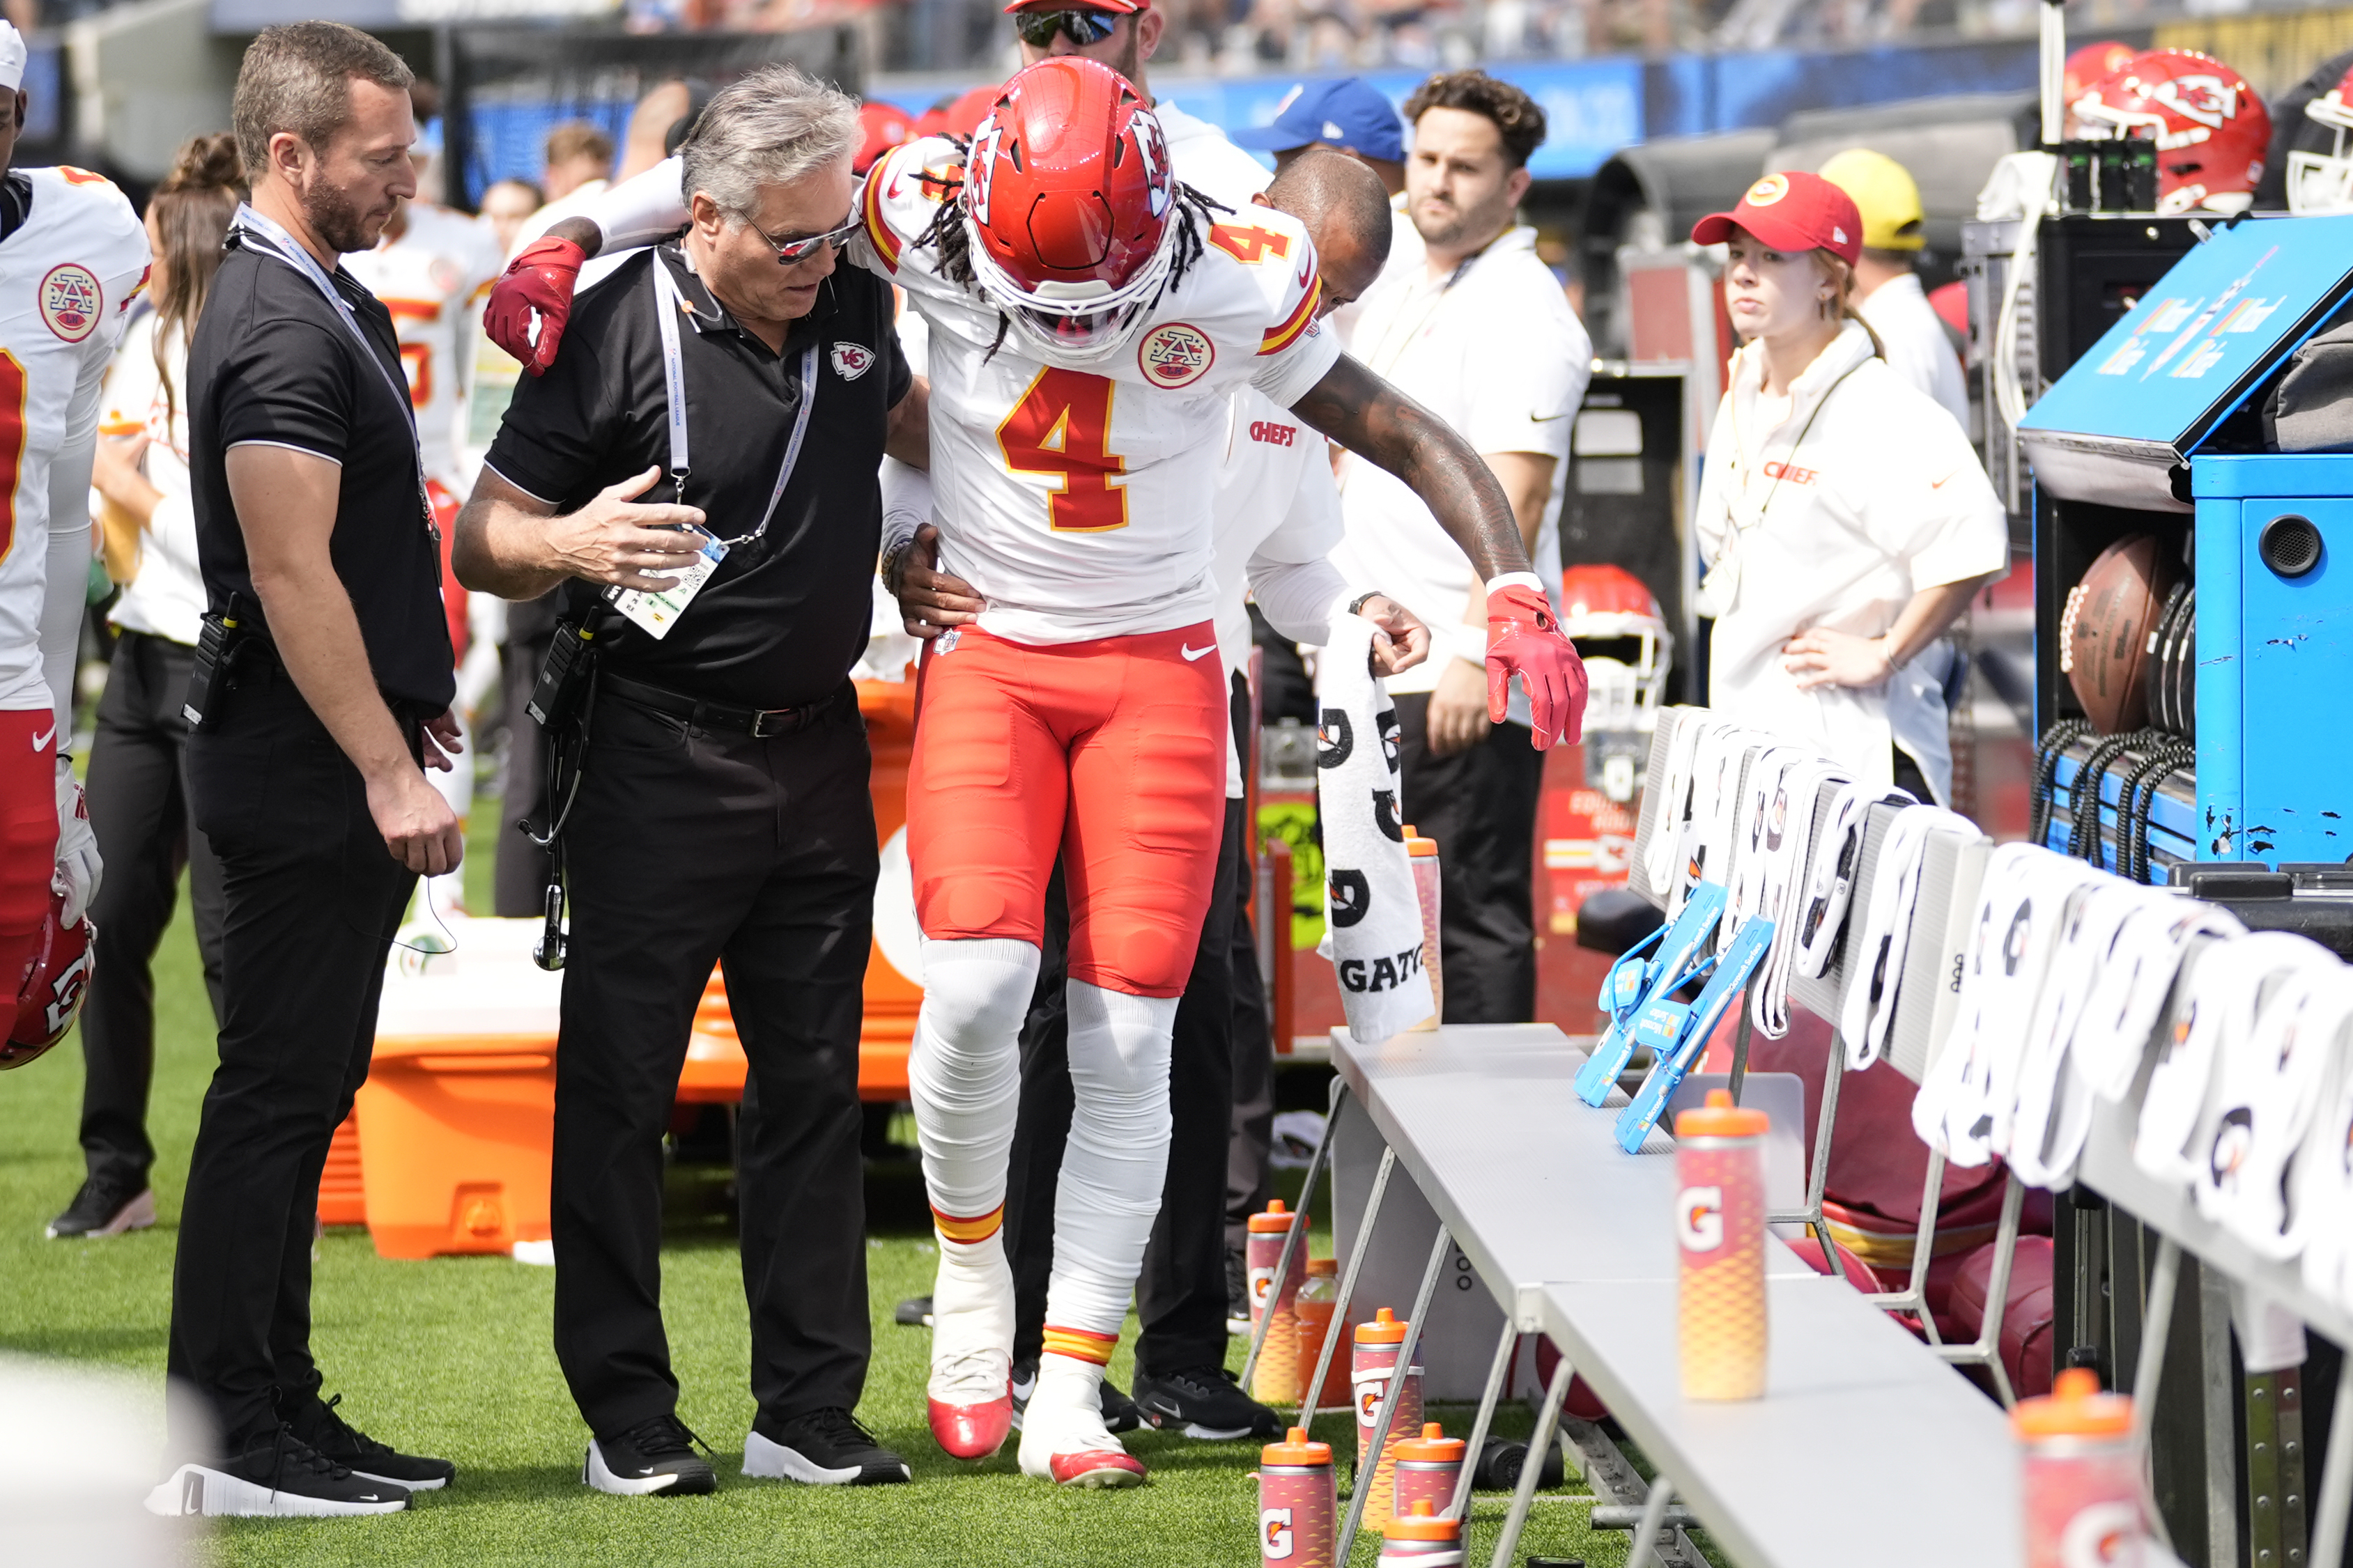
[906,138,1230,362]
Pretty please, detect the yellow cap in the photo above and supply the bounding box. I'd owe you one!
[1817,148,1923,252]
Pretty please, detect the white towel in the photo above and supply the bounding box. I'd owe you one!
[1315,614,1434,1044]
[1839,804,1980,1069]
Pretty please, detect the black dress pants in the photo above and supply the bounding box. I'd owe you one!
[1392,693,1545,1025]
[493,632,554,918]
[1007,793,1245,1381]
[550,687,877,1439]
[79,630,227,1188]
[171,668,418,1450]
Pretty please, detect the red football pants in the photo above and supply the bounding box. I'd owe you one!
[0,708,58,983]
[908,623,1227,999]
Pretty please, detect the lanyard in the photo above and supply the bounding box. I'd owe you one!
[1359,241,1489,383]
[650,255,819,548]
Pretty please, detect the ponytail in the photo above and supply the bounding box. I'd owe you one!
[148,132,245,430]
[1815,249,1885,362]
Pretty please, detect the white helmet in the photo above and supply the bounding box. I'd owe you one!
[2289,68,2353,214]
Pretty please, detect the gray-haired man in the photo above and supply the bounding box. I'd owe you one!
[455,65,927,1496]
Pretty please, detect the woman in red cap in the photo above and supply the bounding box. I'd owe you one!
[1688,170,2006,806]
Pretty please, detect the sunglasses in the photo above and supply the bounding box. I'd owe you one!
[1013,7,1123,47]
[748,210,861,263]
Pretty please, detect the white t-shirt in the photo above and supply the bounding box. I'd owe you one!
[1332,226,1589,721]
[1693,321,2007,803]
[1858,272,1968,433]
[1158,101,1273,209]
[96,311,204,646]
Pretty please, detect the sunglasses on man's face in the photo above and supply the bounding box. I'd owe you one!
[749,210,862,263]
[1014,7,1123,47]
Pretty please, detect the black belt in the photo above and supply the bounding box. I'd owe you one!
[601,673,847,738]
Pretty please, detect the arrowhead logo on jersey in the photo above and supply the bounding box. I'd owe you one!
[1137,322,1214,389]
[40,263,102,342]
[831,343,876,380]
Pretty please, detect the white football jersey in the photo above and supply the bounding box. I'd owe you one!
[0,166,149,713]
[858,137,1341,644]
[343,201,504,485]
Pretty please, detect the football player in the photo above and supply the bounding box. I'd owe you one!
[0,19,148,1025]
[479,58,1584,1488]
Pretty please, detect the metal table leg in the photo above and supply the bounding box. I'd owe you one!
[1298,1143,1395,1441]
[1627,1476,1679,1568]
[1487,1347,1575,1568]
[2308,1367,2353,1568]
[1449,1314,1520,1521]
[1727,985,1754,1105]
[2130,1239,2182,1559]
[1931,1172,2023,1406]
[1864,1144,1948,1339]
[1241,1076,1345,1390]
[1336,1225,1453,1562]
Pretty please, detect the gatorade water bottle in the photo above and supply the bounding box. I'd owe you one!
[2014,1369,2145,1568]
[1675,1089,1767,1401]
[1378,1500,1465,1566]
[1391,1422,1465,1519]
[1258,1427,1336,1568]
[1354,1308,1424,1520]
[1405,826,1442,1028]
[1294,1258,1352,1412]
[1249,1200,1304,1403]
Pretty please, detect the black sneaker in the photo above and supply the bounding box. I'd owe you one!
[894,1294,934,1328]
[144,1425,409,1518]
[46,1176,155,1239]
[1008,1357,1141,1434]
[1226,1248,1251,1335]
[585,1413,717,1496]
[743,1406,910,1485]
[1132,1366,1283,1441]
[291,1392,456,1491]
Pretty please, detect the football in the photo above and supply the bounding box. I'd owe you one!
[2063,533,2180,734]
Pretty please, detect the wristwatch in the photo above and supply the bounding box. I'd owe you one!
[1347,591,1386,616]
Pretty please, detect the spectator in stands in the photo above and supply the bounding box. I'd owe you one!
[481,176,541,254]
[1231,76,1407,194]
[540,119,614,203]
[47,132,242,1243]
[1819,148,1968,431]
[1332,70,1588,1025]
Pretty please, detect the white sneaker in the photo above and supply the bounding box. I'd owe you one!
[144,1431,408,1518]
[1017,1355,1146,1488]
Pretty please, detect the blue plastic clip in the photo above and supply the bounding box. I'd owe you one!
[1574,882,1727,1108]
[1612,915,1775,1154]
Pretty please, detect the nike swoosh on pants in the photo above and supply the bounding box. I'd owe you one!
[1180,644,1215,661]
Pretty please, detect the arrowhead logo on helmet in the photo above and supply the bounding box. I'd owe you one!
[3,885,93,1069]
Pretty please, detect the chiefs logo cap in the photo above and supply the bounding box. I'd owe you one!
[1690,169,1864,267]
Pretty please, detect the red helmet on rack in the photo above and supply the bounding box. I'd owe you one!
[2070,49,2271,214]
[962,56,1177,362]
[2288,63,2353,213]
[2062,40,2138,107]
[1557,565,1671,736]
[4,886,93,1069]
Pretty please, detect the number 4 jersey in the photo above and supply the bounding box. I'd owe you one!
[0,166,149,714]
[858,137,1340,645]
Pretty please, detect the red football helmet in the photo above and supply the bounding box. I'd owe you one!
[5,885,93,1069]
[2062,40,2138,107]
[962,56,1177,362]
[856,101,915,176]
[2070,49,2271,214]
[2288,65,2353,213]
[1557,565,1671,736]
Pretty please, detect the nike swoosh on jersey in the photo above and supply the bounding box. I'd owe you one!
[1181,643,1216,661]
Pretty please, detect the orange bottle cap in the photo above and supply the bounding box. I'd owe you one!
[1305,1257,1337,1276]
[1403,824,1438,857]
[1383,1499,1460,1541]
[1249,1199,1300,1234]
[1356,1306,1409,1344]
[1676,1088,1768,1139]
[2012,1367,2134,1439]
[1261,1425,1334,1466]
[1392,1422,1465,1463]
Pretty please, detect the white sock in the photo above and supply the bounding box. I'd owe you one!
[1017,1351,1122,1475]
[1041,981,1176,1338]
[909,938,1040,1400]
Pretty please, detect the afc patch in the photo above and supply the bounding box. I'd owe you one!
[40,263,102,342]
[831,343,876,380]
[1137,322,1214,389]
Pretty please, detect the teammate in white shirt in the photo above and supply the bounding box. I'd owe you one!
[342,194,505,917]
[1818,148,1970,432]
[480,56,1581,1489]
[0,18,151,1001]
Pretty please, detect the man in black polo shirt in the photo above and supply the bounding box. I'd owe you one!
[455,65,925,1497]
[155,22,461,1519]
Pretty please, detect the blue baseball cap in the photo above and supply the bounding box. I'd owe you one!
[1230,78,1405,164]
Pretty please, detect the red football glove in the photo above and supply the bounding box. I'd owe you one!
[1486,581,1588,751]
[484,237,585,376]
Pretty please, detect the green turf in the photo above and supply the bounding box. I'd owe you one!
[3,805,1661,1567]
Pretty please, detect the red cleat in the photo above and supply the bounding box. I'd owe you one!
[1044,1449,1148,1488]
[928,1395,1012,1461]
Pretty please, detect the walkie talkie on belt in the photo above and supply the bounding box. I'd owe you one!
[522,605,609,971]
[183,591,259,732]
